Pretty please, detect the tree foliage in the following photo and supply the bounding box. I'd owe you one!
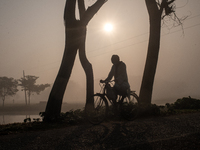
[19,75,50,105]
[0,77,18,106]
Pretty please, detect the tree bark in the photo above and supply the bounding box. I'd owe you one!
[78,27,94,105]
[139,0,162,105]
[44,0,106,121]
[77,0,96,106]
[45,0,79,120]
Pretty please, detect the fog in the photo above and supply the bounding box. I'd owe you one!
[4,75,196,106]
[1,0,200,106]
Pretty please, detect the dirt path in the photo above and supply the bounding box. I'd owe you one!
[0,113,200,150]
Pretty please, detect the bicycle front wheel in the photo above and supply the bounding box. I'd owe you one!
[120,92,139,121]
[85,94,108,125]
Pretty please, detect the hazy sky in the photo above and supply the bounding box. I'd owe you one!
[1,0,200,104]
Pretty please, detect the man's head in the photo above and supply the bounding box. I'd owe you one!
[111,55,120,65]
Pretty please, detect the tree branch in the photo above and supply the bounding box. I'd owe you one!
[81,0,107,26]
[78,0,86,20]
[64,0,76,25]
[145,0,160,16]
[160,0,166,13]
[161,0,176,19]
[168,0,175,5]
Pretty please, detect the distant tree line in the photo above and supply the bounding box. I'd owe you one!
[0,75,50,106]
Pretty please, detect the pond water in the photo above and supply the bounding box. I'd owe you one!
[0,115,42,125]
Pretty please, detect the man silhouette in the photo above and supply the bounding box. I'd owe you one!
[101,55,130,100]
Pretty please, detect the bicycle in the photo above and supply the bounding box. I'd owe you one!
[85,80,139,125]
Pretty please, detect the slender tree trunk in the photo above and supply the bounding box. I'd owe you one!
[28,92,31,105]
[45,0,79,120]
[2,89,5,107]
[78,27,94,105]
[25,90,27,105]
[77,0,106,106]
[23,70,27,105]
[45,47,78,119]
[139,0,162,105]
[2,97,5,107]
[77,0,95,106]
[44,0,106,121]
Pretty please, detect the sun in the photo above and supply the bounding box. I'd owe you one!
[104,23,113,32]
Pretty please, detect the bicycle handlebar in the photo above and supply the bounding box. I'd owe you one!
[100,80,115,83]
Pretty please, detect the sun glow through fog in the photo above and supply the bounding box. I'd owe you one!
[104,23,113,32]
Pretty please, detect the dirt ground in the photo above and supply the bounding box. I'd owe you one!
[0,112,200,150]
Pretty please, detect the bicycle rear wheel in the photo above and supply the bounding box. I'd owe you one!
[85,94,108,125]
[120,92,139,121]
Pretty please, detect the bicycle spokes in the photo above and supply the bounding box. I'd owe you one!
[120,93,139,121]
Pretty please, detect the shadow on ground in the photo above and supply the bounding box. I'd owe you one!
[1,113,200,149]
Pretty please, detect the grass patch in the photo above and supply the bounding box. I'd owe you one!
[1,96,200,135]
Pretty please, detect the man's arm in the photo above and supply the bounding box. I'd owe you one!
[101,65,115,82]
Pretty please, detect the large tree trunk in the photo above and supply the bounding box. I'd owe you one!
[44,0,106,121]
[139,0,162,105]
[45,0,79,120]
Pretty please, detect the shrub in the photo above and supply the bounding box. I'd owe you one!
[174,96,200,109]
[60,109,85,124]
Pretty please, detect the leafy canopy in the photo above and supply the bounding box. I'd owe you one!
[18,75,50,95]
[0,77,18,98]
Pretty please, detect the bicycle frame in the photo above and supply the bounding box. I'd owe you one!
[98,81,126,105]
[85,81,139,124]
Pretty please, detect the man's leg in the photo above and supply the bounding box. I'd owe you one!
[120,82,130,98]
[113,84,120,101]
